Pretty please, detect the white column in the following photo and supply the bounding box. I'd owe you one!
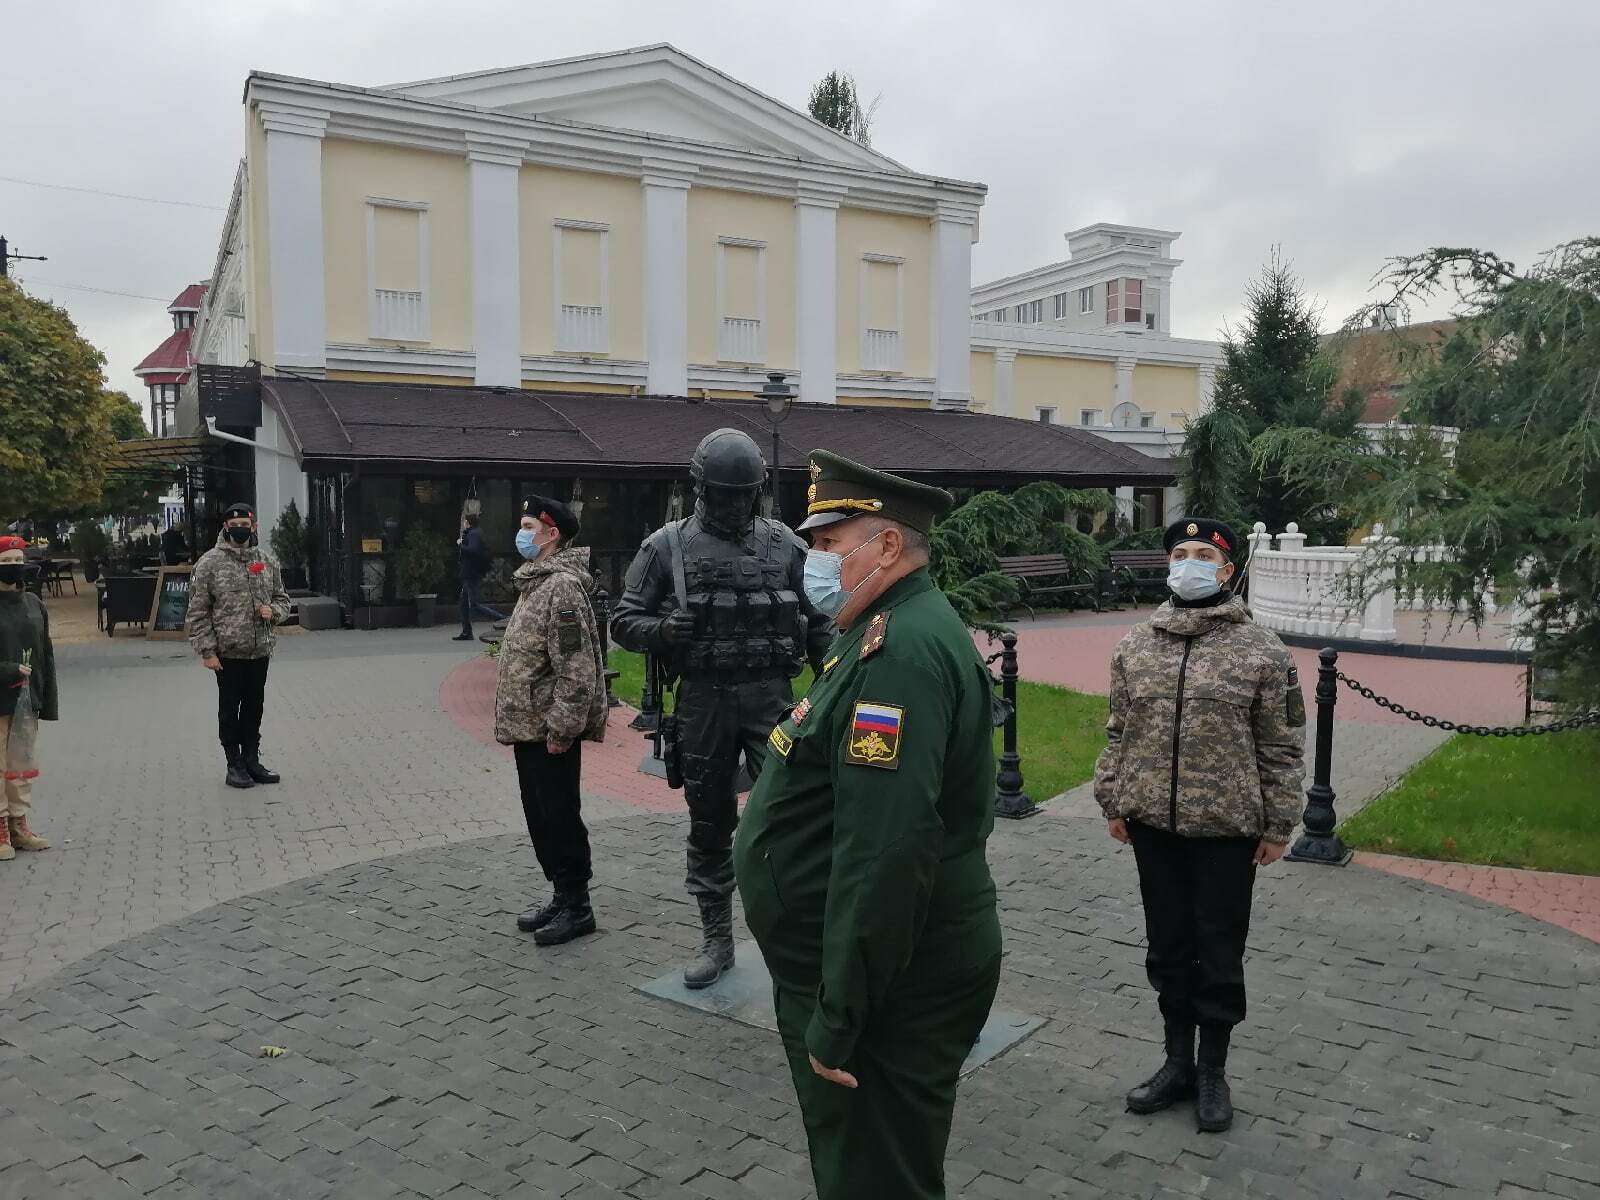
[992,348,1017,418]
[1197,364,1217,415]
[1115,356,1137,414]
[930,200,979,411]
[261,106,329,375]
[1162,487,1185,523]
[468,138,526,388]
[795,185,844,405]
[1114,486,1135,528]
[642,163,694,396]
[1359,524,1399,642]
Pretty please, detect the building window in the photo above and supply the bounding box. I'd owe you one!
[1105,278,1143,326]
[1145,287,1160,330]
[1014,299,1042,324]
[1080,409,1100,426]
[1036,407,1056,424]
[365,197,429,342]
[1140,412,1155,428]
[993,308,1007,323]
[716,237,766,363]
[860,254,904,372]
[554,219,610,354]
[1053,292,1069,319]
[1080,286,1094,314]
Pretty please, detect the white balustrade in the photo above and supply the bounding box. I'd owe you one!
[372,288,426,341]
[718,316,763,363]
[861,328,902,373]
[557,304,608,354]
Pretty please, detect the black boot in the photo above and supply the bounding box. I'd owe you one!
[534,887,596,946]
[452,631,474,641]
[1196,1025,1234,1132]
[683,896,735,990]
[225,749,255,789]
[517,894,563,933]
[242,746,280,785]
[1126,1019,1197,1114]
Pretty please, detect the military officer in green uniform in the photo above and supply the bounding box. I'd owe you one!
[733,451,1002,1200]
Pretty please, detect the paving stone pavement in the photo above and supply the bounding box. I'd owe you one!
[0,628,644,999]
[1,808,1597,1198]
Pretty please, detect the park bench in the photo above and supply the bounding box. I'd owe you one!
[997,554,1101,619]
[1108,549,1171,605]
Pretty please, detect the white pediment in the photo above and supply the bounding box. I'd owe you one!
[386,44,906,173]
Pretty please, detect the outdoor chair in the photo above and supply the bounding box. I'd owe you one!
[102,575,157,637]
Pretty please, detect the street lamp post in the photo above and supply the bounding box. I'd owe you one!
[760,371,795,524]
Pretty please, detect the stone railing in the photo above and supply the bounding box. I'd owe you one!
[1245,522,1398,642]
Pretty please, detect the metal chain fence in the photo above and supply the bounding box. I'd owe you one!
[1336,671,1600,737]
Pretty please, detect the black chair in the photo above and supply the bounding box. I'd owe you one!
[47,561,76,597]
[103,575,158,637]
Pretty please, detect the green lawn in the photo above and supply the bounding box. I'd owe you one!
[606,647,1106,801]
[1339,730,1600,876]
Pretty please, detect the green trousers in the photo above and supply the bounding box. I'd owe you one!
[772,950,1000,1200]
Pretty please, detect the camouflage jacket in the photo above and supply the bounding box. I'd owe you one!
[1093,597,1306,841]
[493,546,609,747]
[186,533,292,661]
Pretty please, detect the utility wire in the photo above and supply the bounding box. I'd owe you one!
[0,174,226,212]
[20,278,172,303]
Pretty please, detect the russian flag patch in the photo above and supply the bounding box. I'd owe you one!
[846,701,904,769]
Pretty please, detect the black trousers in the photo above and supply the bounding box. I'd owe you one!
[676,676,793,899]
[1128,819,1258,1030]
[513,740,591,890]
[216,656,270,757]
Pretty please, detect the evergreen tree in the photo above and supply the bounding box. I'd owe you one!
[807,71,879,146]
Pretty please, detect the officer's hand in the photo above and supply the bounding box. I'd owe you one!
[202,655,223,672]
[1106,818,1129,844]
[809,1054,858,1089]
[659,610,696,646]
[15,664,31,679]
[257,604,274,620]
[1254,840,1287,866]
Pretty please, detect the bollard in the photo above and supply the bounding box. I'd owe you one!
[593,585,621,709]
[1286,647,1353,865]
[993,631,1040,820]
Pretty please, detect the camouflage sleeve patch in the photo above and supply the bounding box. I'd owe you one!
[844,701,903,769]
[1285,665,1306,728]
[556,608,582,654]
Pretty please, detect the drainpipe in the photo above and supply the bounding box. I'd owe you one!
[204,416,298,458]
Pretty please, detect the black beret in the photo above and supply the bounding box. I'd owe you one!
[522,494,580,542]
[223,502,255,520]
[1164,517,1238,557]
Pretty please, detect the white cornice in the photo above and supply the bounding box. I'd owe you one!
[465,133,529,167]
[245,73,985,219]
[257,103,330,138]
[972,249,1184,307]
[971,322,1222,367]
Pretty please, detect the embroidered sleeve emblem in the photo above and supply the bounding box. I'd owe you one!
[845,702,903,769]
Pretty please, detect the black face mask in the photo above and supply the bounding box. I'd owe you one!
[0,564,25,587]
[225,527,253,545]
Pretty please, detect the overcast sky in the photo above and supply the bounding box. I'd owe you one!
[4,0,1597,424]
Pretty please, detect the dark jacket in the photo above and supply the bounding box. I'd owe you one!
[458,527,493,581]
[0,589,59,721]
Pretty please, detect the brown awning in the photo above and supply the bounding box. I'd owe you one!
[105,434,227,472]
[264,379,1174,488]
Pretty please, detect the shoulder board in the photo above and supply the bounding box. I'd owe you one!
[859,610,891,660]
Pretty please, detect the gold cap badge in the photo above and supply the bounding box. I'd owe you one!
[1186,522,1199,536]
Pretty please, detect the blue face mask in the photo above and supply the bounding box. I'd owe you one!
[803,531,883,618]
[515,528,543,561]
[1167,557,1223,601]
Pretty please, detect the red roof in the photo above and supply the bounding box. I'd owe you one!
[168,282,207,312]
[135,327,194,379]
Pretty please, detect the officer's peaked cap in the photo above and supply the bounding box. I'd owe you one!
[522,494,581,541]
[690,428,767,489]
[1163,517,1239,558]
[798,449,953,535]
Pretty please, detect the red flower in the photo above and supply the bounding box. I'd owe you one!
[248,561,265,575]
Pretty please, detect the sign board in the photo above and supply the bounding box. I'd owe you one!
[147,565,194,640]
[361,538,384,553]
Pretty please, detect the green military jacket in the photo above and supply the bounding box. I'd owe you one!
[734,568,1000,1068]
[185,533,292,661]
[1093,596,1307,842]
[493,546,608,748]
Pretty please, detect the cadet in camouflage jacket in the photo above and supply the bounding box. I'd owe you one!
[1093,594,1306,842]
[493,545,608,749]
[186,530,292,661]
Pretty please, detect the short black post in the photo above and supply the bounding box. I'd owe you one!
[630,651,661,734]
[994,631,1039,819]
[593,585,621,709]
[1287,647,1352,865]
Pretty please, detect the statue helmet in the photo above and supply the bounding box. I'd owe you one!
[690,428,767,490]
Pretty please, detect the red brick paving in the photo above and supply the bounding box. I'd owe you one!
[1358,852,1600,944]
